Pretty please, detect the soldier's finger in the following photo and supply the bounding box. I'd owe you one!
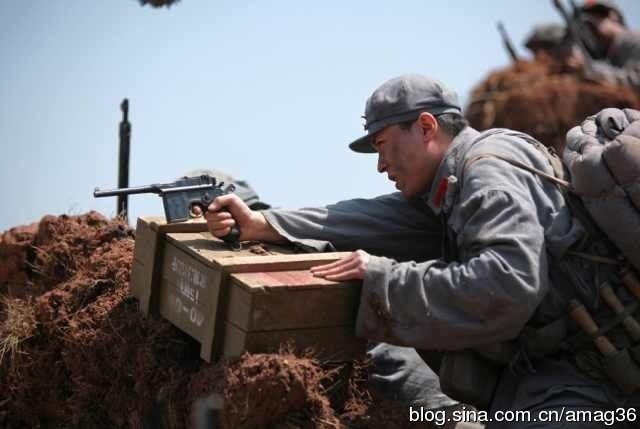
[312,258,360,277]
[322,268,363,281]
[204,210,232,222]
[207,218,235,230]
[211,226,232,238]
[310,253,356,273]
[208,194,237,212]
[310,260,342,273]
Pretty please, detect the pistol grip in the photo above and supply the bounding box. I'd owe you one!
[220,226,241,247]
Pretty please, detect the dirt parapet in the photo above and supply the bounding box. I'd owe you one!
[465,61,640,152]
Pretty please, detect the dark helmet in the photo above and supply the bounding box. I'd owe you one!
[524,23,567,51]
[182,168,271,210]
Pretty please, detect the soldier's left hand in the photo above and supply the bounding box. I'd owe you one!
[310,250,370,281]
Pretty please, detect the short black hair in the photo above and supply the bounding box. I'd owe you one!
[396,113,468,138]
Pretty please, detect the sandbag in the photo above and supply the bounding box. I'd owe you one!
[564,108,640,271]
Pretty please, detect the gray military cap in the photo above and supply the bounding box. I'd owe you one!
[349,74,462,153]
[182,168,271,210]
[524,23,567,50]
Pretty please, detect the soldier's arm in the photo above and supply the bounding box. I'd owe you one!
[262,192,442,262]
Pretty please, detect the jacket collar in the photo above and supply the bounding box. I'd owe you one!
[422,126,480,214]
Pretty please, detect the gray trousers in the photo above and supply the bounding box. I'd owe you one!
[488,358,640,429]
[368,343,474,428]
[369,346,640,428]
[368,343,458,409]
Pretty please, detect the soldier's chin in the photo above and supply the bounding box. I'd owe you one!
[398,185,416,198]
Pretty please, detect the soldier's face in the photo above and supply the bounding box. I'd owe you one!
[372,121,442,198]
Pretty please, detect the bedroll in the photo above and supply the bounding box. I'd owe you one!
[564,108,640,271]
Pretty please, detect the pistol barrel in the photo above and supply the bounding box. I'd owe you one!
[93,184,162,197]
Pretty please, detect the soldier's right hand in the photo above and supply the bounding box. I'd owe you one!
[204,193,263,241]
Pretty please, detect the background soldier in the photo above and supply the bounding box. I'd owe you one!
[573,0,640,90]
[524,23,572,67]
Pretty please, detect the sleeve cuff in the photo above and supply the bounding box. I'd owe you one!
[356,255,397,343]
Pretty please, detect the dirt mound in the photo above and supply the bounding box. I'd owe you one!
[0,222,38,297]
[220,351,338,428]
[465,60,640,152]
[0,213,412,428]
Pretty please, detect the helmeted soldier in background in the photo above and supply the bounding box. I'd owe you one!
[183,168,271,211]
[524,23,572,65]
[573,0,640,90]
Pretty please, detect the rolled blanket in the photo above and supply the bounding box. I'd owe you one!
[564,108,640,270]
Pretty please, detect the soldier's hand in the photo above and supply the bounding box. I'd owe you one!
[310,250,370,281]
[203,194,260,241]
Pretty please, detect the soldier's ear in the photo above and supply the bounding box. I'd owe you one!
[417,112,438,141]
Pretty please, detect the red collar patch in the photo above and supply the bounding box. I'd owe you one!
[432,177,449,208]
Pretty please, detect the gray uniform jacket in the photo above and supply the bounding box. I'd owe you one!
[589,30,640,91]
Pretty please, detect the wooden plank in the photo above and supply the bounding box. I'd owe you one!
[159,252,219,318]
[130,260,147,304]
[221,322,366,361]
[214,252,351,271]
[225,283,254,331]
[164,232,299,267]
[140,215,210,234]
[165,232,350,273]
[157,282,211,344]
[214,254,350,275]
[226,271,361,331]
[158,243,223,361]
[231,270,354,291]
[133,217,159,269]
[132,217,164,315]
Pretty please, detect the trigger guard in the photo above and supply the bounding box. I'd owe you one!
[189,203,205,218]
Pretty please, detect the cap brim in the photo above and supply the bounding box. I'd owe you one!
[348,134,376,153]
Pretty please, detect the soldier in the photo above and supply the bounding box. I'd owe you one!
[573,0,640,89]
[204,74,640,427]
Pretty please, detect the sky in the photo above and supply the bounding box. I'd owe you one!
[1,0,639,231]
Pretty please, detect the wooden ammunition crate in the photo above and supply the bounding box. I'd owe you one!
[130,217,365,362]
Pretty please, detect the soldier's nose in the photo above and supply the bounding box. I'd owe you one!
[377,156,387,173]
